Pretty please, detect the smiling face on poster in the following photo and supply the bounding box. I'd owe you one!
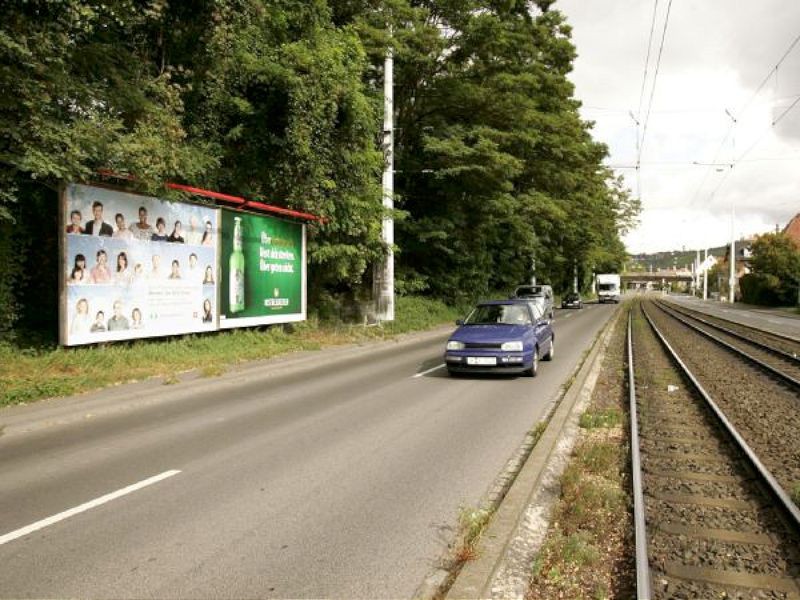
[62,184,219,346]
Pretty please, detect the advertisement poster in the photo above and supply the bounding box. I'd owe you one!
[219,209,306,328]
[61,183,219,346]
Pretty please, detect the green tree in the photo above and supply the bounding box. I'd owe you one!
[385,2,637,301]
[748,232,800,304]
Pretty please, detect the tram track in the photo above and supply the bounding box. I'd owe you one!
[661,301,800,355]
[655,300,800,388]
[628,301,800,599]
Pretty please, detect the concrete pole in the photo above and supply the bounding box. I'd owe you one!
[573,260,578,293]
[695,249,700,296]
[729,205,736,304]
[702,248,708,301]
[376,41,395,321]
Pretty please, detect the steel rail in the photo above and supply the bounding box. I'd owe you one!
[627,311,652,600]
[653,302,800,390]
[641,303,800,527]
[661,299,800,345]
[658,300,800,363]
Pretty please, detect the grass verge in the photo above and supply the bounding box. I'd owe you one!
[0,295,459,408]
[528,310,634,600]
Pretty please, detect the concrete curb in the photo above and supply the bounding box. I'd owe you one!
[443,307,621,600]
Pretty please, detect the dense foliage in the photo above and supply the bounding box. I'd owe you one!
[742,232,800,305]
[1,0,637,338]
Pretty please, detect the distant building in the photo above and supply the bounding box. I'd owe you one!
[782,213,800,246]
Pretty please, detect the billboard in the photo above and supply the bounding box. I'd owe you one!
[219,209,306,328]
[61,184,219,346]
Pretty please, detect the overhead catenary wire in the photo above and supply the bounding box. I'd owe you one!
[702,84,800,204]
[638,0,674,164]
[636,0,660,122]
[740,33,800,117]
[690,31,800,206]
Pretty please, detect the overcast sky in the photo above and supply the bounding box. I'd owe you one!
[555,0,800,254]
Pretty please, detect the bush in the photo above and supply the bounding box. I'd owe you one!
[739,273,793,306]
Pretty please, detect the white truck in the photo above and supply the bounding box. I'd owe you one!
[596,273,621,304]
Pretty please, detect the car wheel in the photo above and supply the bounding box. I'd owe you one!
[543,336,555,361]
[526,347,539,377]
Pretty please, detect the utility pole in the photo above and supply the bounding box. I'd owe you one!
[695,249,700,296]
[375,37,395,321]
[729,205,736,304]
[573,260,578,293]
[702,248,708,301]
[725,108,737,305]
[629,111,642,200]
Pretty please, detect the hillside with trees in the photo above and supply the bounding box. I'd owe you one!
[0,0,639,338]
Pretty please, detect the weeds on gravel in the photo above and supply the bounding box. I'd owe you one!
[532,531,599,574]
[529,442,627,597]
[580,408,622,429]
[792,483,800,507]
[559,456,625,534]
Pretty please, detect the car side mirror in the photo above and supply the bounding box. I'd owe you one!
[456,319,464,326]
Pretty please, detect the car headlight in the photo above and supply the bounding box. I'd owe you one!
[446,340,465,351]
[501,341,523,351]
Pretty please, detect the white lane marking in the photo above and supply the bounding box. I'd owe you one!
[0,470,181,546]
[413,363,446,378]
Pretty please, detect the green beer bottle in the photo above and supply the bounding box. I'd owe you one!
[229,217,245,313]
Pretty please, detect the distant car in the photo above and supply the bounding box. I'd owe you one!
[561,292,582,309]
[444,299,554,377]
[511,284,554,320]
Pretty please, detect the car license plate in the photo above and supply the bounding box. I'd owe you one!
[467,356,497,366]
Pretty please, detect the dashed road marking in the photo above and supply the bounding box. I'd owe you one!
[0,470,181,546]
[413,363,446,378]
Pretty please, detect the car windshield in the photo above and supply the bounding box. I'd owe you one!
[515,286,543,297]
[464,304,532,325]
[565,294,579,301]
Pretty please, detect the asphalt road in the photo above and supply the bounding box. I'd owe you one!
[0,303,616,598]
[664,294,800,339]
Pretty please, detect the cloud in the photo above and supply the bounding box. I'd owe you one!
[556,0,800,252]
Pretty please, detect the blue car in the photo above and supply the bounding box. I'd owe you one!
[444,299,555,377]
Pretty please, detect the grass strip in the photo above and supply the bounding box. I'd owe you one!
[0,295,459,407]
[528,310,634,600]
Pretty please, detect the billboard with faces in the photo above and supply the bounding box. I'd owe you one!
[60,183,219,346]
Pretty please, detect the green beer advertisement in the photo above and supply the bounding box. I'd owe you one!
[219,209,306,328]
